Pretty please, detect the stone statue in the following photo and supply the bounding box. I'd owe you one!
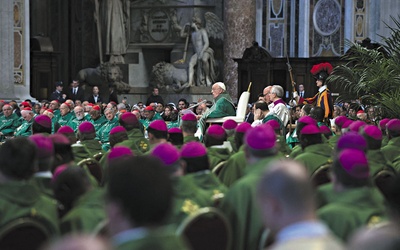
[100,0,130,64]
[105,64,131,93]
[180,12,223,87]
[76,66,106,86]
[150,62,189,92]
[76,63,130,93]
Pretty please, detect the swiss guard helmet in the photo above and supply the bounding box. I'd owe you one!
[310,62,333,83]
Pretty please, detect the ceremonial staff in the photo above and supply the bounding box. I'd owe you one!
[286,54,296,92]
[286,55,296,134]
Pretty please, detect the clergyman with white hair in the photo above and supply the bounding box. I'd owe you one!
[202,82,235,120]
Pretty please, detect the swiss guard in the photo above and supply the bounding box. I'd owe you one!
[295,62,334,120]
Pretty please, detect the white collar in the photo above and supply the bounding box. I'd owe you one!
[318,85,327,93]
[112,227,148,247]
[34,171,53,178]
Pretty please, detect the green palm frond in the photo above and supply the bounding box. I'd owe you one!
[380,15,400,58]
[380,89,400,118]
[327,17,400,118]
[343,41,385,68]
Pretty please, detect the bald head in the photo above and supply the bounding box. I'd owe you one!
[257,160,315,231]
[263,86,272,103]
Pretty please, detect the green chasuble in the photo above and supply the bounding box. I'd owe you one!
[318,186,386,242]
[60,188,105,234]
[277,135,291,156]
[115,128,150,156]
[57,112,73,127]
[392,155,400,172]
[140,113,163,130]
[381,137,400,163]
[286,128,299,149]
[289,144,303,159]
[53,109,61,121]
[96,117,119,149]
[183,135,199,144]
[381,135,389,147]
[205,93,236,119]
[14,119,33,137]
[207,146,231,170]
[80,139,104,158]
[167,177,212,227]
[71,143,92,163]
[0,181,59,235]
[166,119,180,129]
[218,145,246,188]
[0,113,21,136]
[184,170,228,204]
[30,175,54,198]
[89,115,107,132]
[316,183,340,209]
[294,143,332,175]
[227,135,238,153]
[327,134,340,149]
[367,149,395,176]
[197,93,236,140]
[220,155,283,250]
[67,116,87,133]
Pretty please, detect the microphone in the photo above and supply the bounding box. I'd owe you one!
[188,100,207,109]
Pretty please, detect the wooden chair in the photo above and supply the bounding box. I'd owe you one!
[77,158,103,185]
[195,83,252,141]
[0,217,54,250]
[212,160,227,177]
[373,169,396,194]
[92,219,109,238]
[258,228,274,250]
[310,164,331,187]
[177,207,231,250]
[93,152,103,162]
[206,83,252,124]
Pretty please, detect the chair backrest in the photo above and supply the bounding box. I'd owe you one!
[212,160,227,177]
[373,169,396,194]
[77,158,103,185]
[93,152,103,162]
[258,228,272,250]
[235,91,250,120]
[310,164,331,187]
[0,217,53,250]
[92,219,109,238]
[177,207,231,250]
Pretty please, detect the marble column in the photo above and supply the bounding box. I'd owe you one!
[298,0,310,58]
[0,0,16,99]
[224,0,256,101]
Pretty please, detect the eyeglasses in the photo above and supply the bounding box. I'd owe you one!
[211,87,222,92]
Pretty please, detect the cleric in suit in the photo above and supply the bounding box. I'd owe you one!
[87,86,103,104]
[68,80,85,102]
[298,84,308,98]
